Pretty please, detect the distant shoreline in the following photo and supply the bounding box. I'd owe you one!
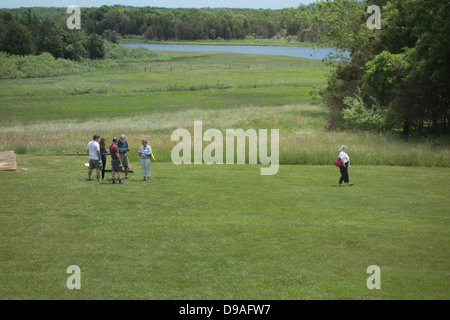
[119,38,318,48]
[120,42,346,61]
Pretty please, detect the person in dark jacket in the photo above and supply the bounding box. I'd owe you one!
[99,137,107,180]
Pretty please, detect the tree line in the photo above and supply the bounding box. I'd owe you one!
[0,9,104,60]
[81,5,319,42]
[313,0,449,136]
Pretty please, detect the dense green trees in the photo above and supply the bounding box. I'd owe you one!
[0,9,105,61]
[2,5,318,45]
[87,33,105,59]
[0,20,34,55]
[315,0,449,136]
[0,11,34,55]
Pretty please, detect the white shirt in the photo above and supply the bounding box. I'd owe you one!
[339,151,350,166]
[87,140,100,160]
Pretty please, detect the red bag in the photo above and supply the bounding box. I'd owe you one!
[334,157,341,167]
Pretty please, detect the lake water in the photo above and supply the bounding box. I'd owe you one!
[120,43,346,60]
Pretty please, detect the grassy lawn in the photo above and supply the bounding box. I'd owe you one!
[0,156,448,299]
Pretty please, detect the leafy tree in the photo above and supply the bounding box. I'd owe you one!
[0,20,34,55]
[102,29,119,43]
[232,14,249,39]
[87,33,104,59]
[64,29,88,61]
[36,20,64,58]
[310,0,364,60]
[41,30,64,58]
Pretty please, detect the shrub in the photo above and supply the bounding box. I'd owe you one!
[103,41,167,62]
[309,82,326,105]
[0,51,120,79]
[341,88,404,132]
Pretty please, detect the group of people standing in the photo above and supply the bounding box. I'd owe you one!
[88,134,352,187]
[87,134,152,184]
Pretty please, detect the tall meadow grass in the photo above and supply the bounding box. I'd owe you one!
[1,104,448,167]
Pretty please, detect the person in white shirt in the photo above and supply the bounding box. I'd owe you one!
[87,134,103,182]
[338,145,352,187]
[138,139,152,181]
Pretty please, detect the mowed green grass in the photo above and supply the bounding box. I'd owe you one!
[0,156,448,299]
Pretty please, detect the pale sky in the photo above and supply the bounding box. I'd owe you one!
[0,0,314,9]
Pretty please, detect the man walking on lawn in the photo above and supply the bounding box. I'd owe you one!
[118,134,130,179]
[87,134,102,182]
[109,137,123,184]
